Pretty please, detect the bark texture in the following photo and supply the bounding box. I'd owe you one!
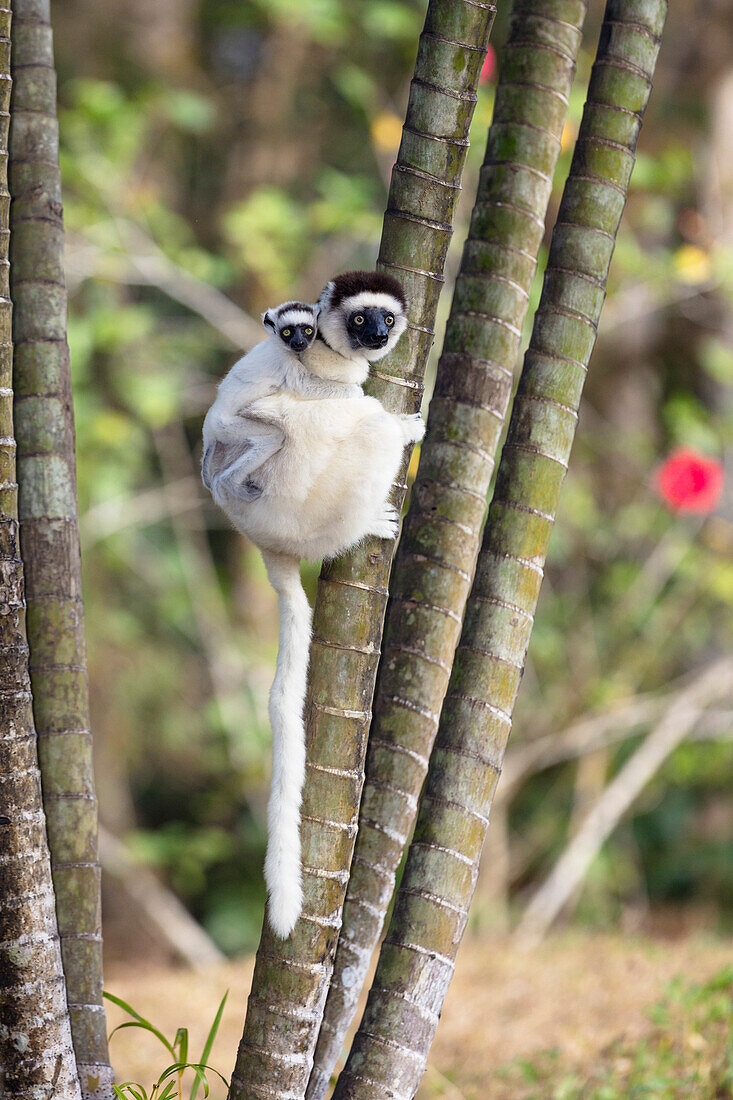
[307,4,588,1093]
[0,6,81,1096]
[8,3,111,1095]
[228,3,497,1099]
[333,2,668,1097]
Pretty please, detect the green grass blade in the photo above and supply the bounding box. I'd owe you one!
[188,1067,209,1099]
[114,1084,148,1100]
[107,1018,176,1060]
[175,1027,189,1067]
[191,992,228,1100]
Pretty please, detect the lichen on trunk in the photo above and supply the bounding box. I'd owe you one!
[8,1,112,1095]
[228,3,497,1099]
[332,2,668,1097]
[307,5,588,1094]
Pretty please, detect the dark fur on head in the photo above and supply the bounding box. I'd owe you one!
[262,301,317,332]
[275,301,313,318]
[325,270,407,311]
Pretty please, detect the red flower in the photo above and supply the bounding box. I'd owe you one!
[480,45,496,84]
[654,447,725,513]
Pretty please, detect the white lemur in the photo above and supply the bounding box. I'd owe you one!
[202,272,424,937]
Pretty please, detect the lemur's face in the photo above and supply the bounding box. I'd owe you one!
[346,306,397,351]
[317,284,408,362]
[263,302,318,355]
[278,320,315,353]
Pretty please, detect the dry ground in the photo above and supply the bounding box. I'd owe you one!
[104,932,732,1098]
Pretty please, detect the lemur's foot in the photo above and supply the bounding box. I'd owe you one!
[214,473,263,502]
[236,479,263,501]
[400,412,426,444]
[369,504,400,541]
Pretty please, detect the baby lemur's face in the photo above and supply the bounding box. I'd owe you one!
[263,302,318,355]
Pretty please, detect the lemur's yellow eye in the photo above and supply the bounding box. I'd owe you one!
[305,327,313,335]
[385,314,394,326]
[282,329,291,338]
[354,315,364,325]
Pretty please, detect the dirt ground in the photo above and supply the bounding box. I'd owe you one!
[104,932,732,1098]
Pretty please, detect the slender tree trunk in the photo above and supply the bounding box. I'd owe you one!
[307,4,587,1092]
[332,3,668,1096]
[0,6,81,1095]
[8,3,112,1095]
[228,4,496,1098]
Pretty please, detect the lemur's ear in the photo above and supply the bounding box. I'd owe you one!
[317,281,335,312]
[262,310,276,332]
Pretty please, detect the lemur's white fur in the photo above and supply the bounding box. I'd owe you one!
[202,277,424,937]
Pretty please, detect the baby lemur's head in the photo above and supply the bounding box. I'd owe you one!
[317,271,408,361]
[262,301,318,354]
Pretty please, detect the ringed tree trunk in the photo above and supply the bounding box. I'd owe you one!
[228,3,497,1098]
[332,2,668,1097]
[0,6,81,1097]
[307,3,588,1093]
[9,2,112,1096]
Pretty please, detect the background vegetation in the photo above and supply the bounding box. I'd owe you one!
[48,0,731,959]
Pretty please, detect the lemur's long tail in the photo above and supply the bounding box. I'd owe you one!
[261,549,312,937]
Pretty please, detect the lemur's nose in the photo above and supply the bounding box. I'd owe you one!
[291,337,307,351]
[362,331,389,348]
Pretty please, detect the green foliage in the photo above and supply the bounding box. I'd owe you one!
[50,1,732,954]
[105,991,229,1100]
[495,968,733,1099]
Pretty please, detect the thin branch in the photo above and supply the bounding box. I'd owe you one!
[80,477,202,547]
[514,656,733,946]
[65,221,262,351]
[499,696,733,800]
[500,691,672,798]
[98,826,225,970]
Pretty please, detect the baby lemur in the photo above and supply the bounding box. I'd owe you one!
[202,272,423,936]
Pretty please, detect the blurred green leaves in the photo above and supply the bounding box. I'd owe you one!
[53,6,732,955]
[221,171,381,297]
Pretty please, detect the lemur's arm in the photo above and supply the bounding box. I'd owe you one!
[203,410,285,500]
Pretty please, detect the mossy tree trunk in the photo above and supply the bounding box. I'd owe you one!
[0,5,81,1096]
[228,3,496,1099]
[9,3,111,1096]
[307,4,588,1093]
[332,2,668,1097]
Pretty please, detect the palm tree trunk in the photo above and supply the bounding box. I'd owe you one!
[0,6,81,1095]
[307,4,588,1092]
[8,3,112,1096]
[332,2,668,1096]
[228,4,496,1098]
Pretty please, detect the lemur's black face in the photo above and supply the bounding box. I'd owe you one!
[346,306,396,350]
[279,323,315,353]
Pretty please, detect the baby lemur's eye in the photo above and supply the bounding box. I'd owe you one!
[354,315,364,325]
[282,329,291,338]
[385,314,394,326]
[305,327,313,335]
